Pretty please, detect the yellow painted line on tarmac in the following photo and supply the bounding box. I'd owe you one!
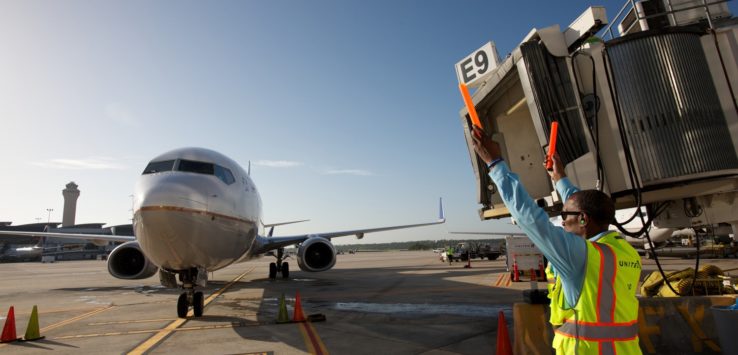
[176,321,263,332]
[492,273,512,288]
[88,318,175,326]
[127,267,255,355]
[56,328,162,340]
[42,305,115,332]
[0,305,114,349]
[56,320,267,340]
[494,273,504,286]
[298,322,329,355]
[11,305,104,316]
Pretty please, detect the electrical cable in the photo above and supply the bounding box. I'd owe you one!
[571,48,605,190]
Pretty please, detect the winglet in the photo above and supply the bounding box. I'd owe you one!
[438,197,446,222]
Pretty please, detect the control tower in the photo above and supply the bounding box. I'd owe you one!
[62,182,80,227]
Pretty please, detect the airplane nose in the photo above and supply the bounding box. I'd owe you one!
[133,175,216,270]
[134,176,209,212]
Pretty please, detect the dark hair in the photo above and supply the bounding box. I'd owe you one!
[569,190,615,226]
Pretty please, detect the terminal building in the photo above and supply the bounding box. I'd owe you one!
[0,182,133,262]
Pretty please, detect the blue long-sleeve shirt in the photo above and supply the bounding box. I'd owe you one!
[489,162,610,308]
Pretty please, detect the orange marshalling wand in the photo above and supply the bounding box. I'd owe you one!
[458,83,483,129]
[545,121,559,170]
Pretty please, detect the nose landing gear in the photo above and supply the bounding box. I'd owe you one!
[176,268,206,318]
[269,247,290,279]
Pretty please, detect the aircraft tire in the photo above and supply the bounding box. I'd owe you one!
[269,262,277,279]
[281,262,289,279]
[193,292,204,317]
[177,293,188,318]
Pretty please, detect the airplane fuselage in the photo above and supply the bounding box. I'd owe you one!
[133,147,263,272]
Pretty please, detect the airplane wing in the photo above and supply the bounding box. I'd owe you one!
[252,198,446,254]
[263,219,310,228]
[0,230,135,243]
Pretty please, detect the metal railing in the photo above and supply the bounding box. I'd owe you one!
[602,0,732,40]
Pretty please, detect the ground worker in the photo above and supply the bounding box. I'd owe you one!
[446,246,454,264]
[545,263,574,328]
[471,126,641,354]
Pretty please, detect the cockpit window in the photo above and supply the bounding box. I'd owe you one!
[178,160,215,175]
[165,159,234,185]
[214,165,236,185]
[142,160,175,174]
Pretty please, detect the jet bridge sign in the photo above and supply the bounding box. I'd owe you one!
[455,41,500,88]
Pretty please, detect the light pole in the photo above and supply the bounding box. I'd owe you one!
[44,208,54,252]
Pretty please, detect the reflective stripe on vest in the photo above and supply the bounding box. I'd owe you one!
[554,242,638,341]
[555,320,638,342]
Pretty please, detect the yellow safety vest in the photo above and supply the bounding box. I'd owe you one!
[546,264,573,326]
[552,231,642,355]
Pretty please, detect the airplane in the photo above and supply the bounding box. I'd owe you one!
[0,147,445,318]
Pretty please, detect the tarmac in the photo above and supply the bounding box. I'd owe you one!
[0,250,736,354]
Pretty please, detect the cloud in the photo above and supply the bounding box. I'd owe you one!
[105,103,140,127]
[253,160,303,168]
[30,157,127,170]
[324,169,374,176]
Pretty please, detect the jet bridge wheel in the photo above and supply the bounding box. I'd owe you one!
[269,262,277,279]
[281,262,289,279]
[177,293,188,318]
[193,291,204,317]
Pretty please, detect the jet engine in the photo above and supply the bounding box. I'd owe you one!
[107,241,158,279]
[296,237,336,272]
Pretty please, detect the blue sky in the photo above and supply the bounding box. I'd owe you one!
[1,1,734,244]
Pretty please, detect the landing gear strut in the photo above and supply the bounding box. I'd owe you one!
[176,268,205,318]
[269,248,290,279]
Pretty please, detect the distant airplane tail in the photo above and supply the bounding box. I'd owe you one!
[438,197,446,222]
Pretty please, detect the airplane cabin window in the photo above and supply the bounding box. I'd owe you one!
[142,160,175,174]
[178,160,215,175]
[214,165,236,185]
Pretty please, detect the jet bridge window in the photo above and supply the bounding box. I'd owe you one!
[142,160,175,174]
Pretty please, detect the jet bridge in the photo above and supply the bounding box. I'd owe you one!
[458,1,738,239]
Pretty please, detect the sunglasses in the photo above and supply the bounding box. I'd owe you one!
[559,211,583,218]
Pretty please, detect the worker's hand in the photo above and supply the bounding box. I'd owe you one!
[471,126,502,164]
[545,153,566,183]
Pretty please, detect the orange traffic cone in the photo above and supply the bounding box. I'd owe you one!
[512,258,519,282]
[496,310,512,355]
[1,306,20,343]
[293,291,306,322]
